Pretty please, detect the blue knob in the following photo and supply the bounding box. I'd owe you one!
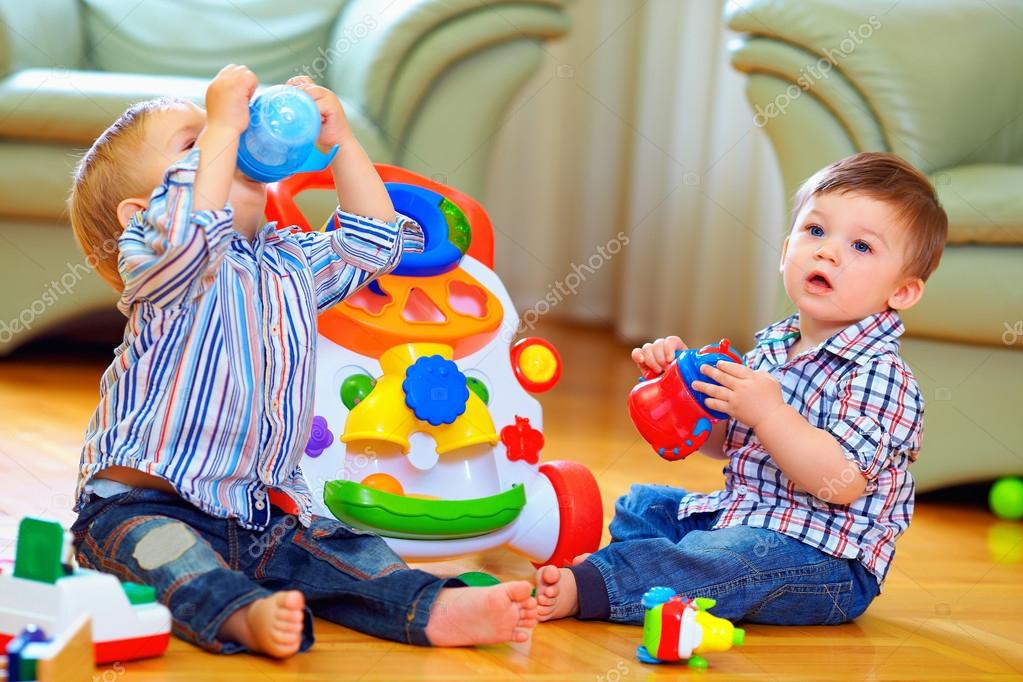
[402,355,470,426]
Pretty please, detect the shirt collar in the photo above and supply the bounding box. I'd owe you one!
[261,221,281,244]
[233,221,281,247]
[754,309,905,366]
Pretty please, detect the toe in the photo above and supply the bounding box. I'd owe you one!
[506,580,533,602]
[540,565,560,585]
[281,590,305,609]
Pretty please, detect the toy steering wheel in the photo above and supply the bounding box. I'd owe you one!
[265,164,494,268]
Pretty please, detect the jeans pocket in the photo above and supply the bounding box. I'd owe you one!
[745,580,854,625]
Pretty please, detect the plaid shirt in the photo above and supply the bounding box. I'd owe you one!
[679,310,923,587]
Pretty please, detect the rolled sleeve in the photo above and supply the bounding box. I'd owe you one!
[331,209,424,272]
[825,362,924,494]
[117,149,235,314]
[292,209,424,313]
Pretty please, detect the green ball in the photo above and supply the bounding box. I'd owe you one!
[989,477,1023,520]
[341,374,376,410]
[466,377,489,405]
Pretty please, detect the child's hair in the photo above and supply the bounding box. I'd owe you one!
[791,152,948,281]
[69,97,192,292]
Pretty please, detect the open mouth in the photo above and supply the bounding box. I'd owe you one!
[804,271,833,294]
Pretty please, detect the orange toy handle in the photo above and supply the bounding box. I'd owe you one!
[264,164,495,268]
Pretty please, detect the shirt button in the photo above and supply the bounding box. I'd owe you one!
[254,501,266,510]
[737,484,749,496]
[254,489,266,500]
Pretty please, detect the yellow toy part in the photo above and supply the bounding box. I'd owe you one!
[342,343,499,455]
[694,609,744,653]
[519,344,558,384]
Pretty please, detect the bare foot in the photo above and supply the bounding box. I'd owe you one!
[571,553,591,565]
[535,565,579,621]
[425,581,538,646]
[218,590,306,658]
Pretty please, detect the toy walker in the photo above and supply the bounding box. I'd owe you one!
[628,339,743,460]
[265,166,603,566]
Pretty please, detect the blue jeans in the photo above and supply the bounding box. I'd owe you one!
[571,484,879,625]
[71,488,461,653]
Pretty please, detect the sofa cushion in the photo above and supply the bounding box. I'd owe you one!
[901,243,1023,348]
[931,165,1023,245]
[80,0,349,84]
[0,142,80,220]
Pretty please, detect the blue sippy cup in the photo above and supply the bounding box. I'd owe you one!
[236,85,339,183]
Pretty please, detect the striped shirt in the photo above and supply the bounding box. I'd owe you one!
[679,310,923,587]
[74,149,424,530]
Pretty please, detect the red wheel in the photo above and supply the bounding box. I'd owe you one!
[535,460,603,567]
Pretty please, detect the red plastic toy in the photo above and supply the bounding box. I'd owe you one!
[627,339,743,461]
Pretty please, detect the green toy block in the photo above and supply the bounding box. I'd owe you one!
[13,517,65,584]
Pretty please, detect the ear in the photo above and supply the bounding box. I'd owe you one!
[779,236,790,272]
[888,276,924,311]
[117,197,148,228]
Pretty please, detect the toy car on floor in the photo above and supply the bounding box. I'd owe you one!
[0,517,170,665]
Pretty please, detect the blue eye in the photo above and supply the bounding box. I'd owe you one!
[853,240,872,253]
[808,225,824,237]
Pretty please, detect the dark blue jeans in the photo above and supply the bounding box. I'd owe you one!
[571,484,880,624]
[71,488,461,653]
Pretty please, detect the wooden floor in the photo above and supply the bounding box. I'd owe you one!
[2,320,1022,681]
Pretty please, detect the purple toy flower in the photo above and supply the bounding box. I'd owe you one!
[305,415,333,458]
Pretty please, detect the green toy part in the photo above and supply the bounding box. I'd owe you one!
[122,581,157,605]
[341,373,377,411]
[466,376,490,405]
[323,480,525,539]
[456,571,501,587]
[440,197,472,255]
[13,517,65,584]
[694,596,717,610]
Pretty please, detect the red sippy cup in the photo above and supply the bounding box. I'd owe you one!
[627,339,744,461]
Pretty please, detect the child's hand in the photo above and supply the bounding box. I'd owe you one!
[286,75,354,149]
[205,64,259,134]
[693,362,785,429]
[632,336,686,377]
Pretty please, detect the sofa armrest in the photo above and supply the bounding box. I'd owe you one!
[324,0,569,143]
[0,0,85,77]
[0,69,206,144]
[725,0,1023,172]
